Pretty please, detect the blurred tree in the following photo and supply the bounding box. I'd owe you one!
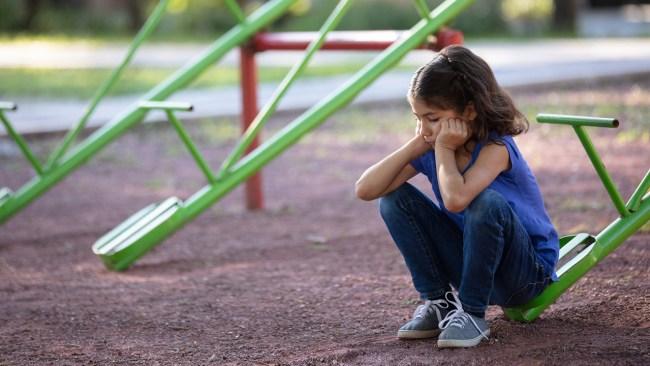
[0,0,528,39]
[126,1,144,32]
[552,0,577,32]
[501,0,554,35]
[452,0,508,36]
[17,0,42,31]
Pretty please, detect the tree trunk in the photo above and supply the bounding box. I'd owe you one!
[125,0,145,32]
[552,0,578,32]
[18,0,42,31]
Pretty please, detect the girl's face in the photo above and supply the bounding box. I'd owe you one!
[409,97,472,144]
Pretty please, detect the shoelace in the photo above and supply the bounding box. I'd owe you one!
[438,291,489,340]
[414,299,448,321]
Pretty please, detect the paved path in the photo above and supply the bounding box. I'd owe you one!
[1,38,650,135]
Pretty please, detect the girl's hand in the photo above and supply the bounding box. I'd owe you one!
[409,120,433,156]
[435,117,470,151]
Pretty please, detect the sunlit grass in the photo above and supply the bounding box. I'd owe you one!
[0,63,369,99]
[0,32,217,44]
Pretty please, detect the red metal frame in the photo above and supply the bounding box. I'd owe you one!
[239,45,264,210]
[239,28,463,209]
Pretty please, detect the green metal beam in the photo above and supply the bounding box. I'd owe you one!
[626,169,649,212]
[45,0,171,169]
[225,0,247,23]
[0,0,298,225]
[572,125,629,217]
[413,0,432,20]
[0,109,43,175]
[165,110,217,184]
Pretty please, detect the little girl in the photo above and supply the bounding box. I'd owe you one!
[355,45,559,348]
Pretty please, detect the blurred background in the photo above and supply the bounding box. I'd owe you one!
[0,0,648,132]
[2,0,649,39]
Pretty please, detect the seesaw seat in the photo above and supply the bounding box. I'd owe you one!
[92,197,183,271]
[0,187,12,207]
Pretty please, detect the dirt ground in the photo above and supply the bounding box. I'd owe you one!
[1,77,649,365]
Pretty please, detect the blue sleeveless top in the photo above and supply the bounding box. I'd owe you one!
[410,135,559,280]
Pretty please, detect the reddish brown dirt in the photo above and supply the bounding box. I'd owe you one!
[1,80,649,365]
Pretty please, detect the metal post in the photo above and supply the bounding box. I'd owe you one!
[240,45,264,210]
[573,125,629,217]
[0,108,43,175]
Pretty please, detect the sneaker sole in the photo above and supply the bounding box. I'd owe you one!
[397,329,441,339]
[436,329,490,348]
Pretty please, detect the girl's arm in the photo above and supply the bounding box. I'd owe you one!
[355,135,428,201]
[435,118,510,213]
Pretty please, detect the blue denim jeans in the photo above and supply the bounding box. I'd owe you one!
[379,183,552,316]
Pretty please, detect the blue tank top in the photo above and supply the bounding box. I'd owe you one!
[410,135,560,280]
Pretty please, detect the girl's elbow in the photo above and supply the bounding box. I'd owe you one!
[354,181,376,201]
[443,195,468,213]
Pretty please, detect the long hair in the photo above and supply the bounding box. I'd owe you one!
[408,45,528,143]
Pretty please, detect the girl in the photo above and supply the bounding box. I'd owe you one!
[355,45,559,348]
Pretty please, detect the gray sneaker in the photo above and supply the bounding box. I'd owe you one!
[397,299,450,339]
[437,292,490,348]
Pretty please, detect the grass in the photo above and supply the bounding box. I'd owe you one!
[0,32,220,45]
[0,63,371,99]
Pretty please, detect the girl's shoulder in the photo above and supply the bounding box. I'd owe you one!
[478,133,526,175]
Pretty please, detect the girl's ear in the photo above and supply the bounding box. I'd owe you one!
[463,102,477,122]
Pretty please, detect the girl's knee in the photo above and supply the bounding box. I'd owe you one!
[465,189,509,222]
[378,183,416,218]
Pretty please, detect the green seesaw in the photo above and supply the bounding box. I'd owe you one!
[504,114,650,322]
[0,0,476,271]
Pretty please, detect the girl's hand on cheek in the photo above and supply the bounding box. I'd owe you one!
[410,120,433,156]
[436,117,470,151]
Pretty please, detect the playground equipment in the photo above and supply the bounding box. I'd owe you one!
[504,114,650,322]
[0,0,475,270]
[239,28,462,210]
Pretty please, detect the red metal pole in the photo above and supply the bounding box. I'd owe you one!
[239,44,264,210]
[252,28,463,52]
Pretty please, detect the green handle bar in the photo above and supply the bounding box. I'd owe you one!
[138,100,216,184]
[537,113,619,128]
[537,113,629,217]
[139,101,193,112]
[0,102,17,111]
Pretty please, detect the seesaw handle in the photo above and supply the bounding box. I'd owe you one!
[537,114,619,128]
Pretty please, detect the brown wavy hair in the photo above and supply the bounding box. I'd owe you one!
[408,45,528,143]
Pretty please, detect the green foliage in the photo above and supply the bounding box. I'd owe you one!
[271,0,420,31]
[0,0,146,36]
[0,0,553,39]
[501,0,554,22]
[451,0,508,36]
[0,1,23,30]
[162,0,238,36]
